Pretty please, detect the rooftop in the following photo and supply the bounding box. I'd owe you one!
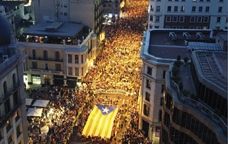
[192,51,227,97]
[24,21,86,38]
[141,29,216,64]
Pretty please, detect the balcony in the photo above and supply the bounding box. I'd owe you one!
[28,56,63,62]
[30,68,63,75]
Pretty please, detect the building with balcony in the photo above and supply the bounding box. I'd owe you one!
[148,0,228,30]
[139,28,226,143]
[0,15,28,144]
[18,20,98,88]
[162,50,227,144]
[32,0,104,39]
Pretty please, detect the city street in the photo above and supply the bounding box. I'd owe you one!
[73,0,150,143]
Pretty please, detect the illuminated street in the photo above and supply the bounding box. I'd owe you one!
[73,0,149,143]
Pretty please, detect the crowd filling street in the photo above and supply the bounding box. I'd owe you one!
[27,0,150,143]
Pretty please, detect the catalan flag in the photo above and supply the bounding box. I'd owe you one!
[82,104,118,139]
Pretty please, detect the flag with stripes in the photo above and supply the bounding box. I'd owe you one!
[82,104,118,139]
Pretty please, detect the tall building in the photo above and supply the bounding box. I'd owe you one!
[0,15,28,144]
[32,0,104,37]
[18,21,98,88]
[148,0,228,30]
[139,28,225,143]
[162,49,227,144]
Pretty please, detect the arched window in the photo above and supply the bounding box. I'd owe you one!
[3,81,7,96]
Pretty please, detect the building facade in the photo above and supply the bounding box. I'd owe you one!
[18,21,98,88]
[32,0,104,36]
[139,29,224,143]
[162,50,227,144]
[0,15,28,144]
[148,0,228,30]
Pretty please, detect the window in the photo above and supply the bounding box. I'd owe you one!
[68,67,72,75]
[81,55,84,63]
[150,15,153,22]
[32,49,36,59]
[143,104,150,116]
[75,67,79,76]
[45,64,48,70]
[155,16,160,22]
[159,110,162,121]
[179,16,184,23]
[199,6,202,12]
[16,125,21,137]
[68,54,72,63]
[172,16,178,22]
[160,97,163,106]
[166,16,171,22]
[43,50,48,59]
[163,71,166,79]
[161,84,165,93]
[174,6,178,12]
[147,66,152,75]
[3,81,7,96]
[55,51,60,60]
[12,74,16,88]
[55,64,61,71]
[145,92,150,101]
[75,55,79,64]
[190,16,196,23]
[218,7,222,13]
[180,6,185,12]
[167,6,171,12]
[203,16,209,23]
[81,67,84,76]
[156,6,160,12]
[32,62,37,69]
[197,16,202,23]
[146,79,151,89]
[192,6,196,12]
[217,17,221,23]
[205,6,209,12]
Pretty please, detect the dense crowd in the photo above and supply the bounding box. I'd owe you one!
[27,86,78,144]
[28,0,150,143]
[74,0,150,143]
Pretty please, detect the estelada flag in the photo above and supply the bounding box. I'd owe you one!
[82,104,118,139]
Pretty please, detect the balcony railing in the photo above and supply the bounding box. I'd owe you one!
[28,56,63,62]
[30,68,63,75]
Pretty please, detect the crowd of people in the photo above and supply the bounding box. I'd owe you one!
[73,0,150,143]
[27,0,151,143]
[27,86,78,144]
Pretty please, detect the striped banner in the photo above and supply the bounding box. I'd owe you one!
[82,105,118,139]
